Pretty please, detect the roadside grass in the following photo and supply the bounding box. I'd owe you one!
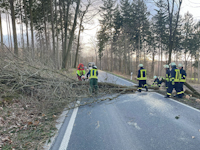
[188,78,198,81]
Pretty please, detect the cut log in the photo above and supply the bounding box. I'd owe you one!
[76,81,159,90]
[185,90,200,99]
[160,78,200,97]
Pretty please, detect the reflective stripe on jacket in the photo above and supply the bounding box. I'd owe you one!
[77,69,85,76]
[137,68,147,80]
[165,68,170,82]
[180,68,187,82]
[89,69,98,79]
[170,67,180,82]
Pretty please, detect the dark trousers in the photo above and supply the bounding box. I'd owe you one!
[89,78,98,94]
[165,81,169,89]
[138,80,147,92]
[180,82,184,96]
[167,82,182,98]
[77,74,82,81]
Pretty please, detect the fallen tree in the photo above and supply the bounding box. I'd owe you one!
[160,78,200,98]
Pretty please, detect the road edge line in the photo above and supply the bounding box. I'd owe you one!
[155,92,200,113]
[59,101,80,150]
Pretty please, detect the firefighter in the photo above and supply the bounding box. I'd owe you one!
[77,63,86,81]
[165,62,182,98]
[151,76,161,87]
[137,64,148,92]
[163,64,170,89]
[178,63,187,97]
[87,65,98,94]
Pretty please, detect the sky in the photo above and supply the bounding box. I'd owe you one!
[81,0,200,55]
[1,0,200,53]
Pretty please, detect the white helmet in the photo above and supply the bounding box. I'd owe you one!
[170,62,176,67]
[93,65,97,69]
[154,76,157,79]
[138,64,143,67]
[163,65,169,68]
[178,63,183,67]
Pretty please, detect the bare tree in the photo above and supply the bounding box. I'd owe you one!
[0,11,3,48]
[23,0,29,51]
[167,0,182,64]
[29,0,34,56]
[74,1,91,68]
[9,0,18,55]
[65,0,81,68]
[62,0,71,69]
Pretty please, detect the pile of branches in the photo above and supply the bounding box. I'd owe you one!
[0,44,159,111]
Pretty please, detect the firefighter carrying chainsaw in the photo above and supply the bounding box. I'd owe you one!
[77,63,86,81]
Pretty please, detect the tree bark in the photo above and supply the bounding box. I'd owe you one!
[42,1,48,56]
[74,4,90,68]
[29,0,34,57]
[9,0,18,55]
[19,0,24,50]
[23,0,29,51]
[0,12,3,48]
[65,0,81,67]
[55,0,59,68]
[167,0,182,64]
[51,0,56,63]
[151,46,155,78]
[62,0,71,69]
[6,12,12,51]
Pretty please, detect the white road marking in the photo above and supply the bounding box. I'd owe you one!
[59,101,80,150]
[155,92,200,113]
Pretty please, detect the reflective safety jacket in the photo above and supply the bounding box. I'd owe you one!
[87,69,98,79]
[151,78,161,87]
[165,68,170,82]
[170,67,180,82]
[77,69,85,77]
[153,78,159,84]
[137,67,147,80]
[179,68,187,82]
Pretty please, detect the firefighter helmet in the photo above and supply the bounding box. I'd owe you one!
[93,65,97,69]
[138,64,143,67]
[170,62,176,67]
[178,63,183,67]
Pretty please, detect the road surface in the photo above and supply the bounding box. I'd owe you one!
[50,71,200,150]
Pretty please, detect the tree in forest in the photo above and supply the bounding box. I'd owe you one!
[74,0,91,68]
[113,4,122,71]
[182,12,194,70]
[9,0,18,55]
[120,0,132,74]
[152,0,168,75]
[97,25,108,69]
[64,0,81,68]
[0,11,3,48]
[166,0,182,64]
[132,0,150,72]
[99,0,116,71]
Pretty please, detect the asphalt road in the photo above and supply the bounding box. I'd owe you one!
[98,71,136,86]
[50,71,200,150]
